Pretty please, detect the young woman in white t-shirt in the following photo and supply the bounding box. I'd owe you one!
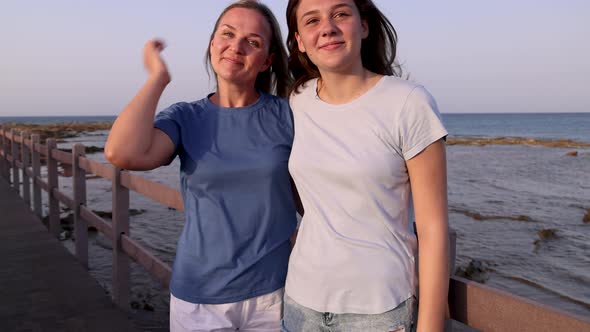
[282,0,450,331]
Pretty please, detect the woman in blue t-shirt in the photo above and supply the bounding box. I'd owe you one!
[105,1,298,331]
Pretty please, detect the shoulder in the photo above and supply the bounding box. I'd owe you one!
[289,78,317,108]
[260,93,292,119]
[376,76,438,112]
[262,93,290,111]
[260,93,293,125]
[378,76,430,100]
[161,99,207,116]
[164,101,191,114]
[154,99,208,129]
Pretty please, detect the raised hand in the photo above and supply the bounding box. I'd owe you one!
[143,39,171,85]
[105,38,175,170]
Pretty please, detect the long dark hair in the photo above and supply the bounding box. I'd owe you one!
[286,0,401,95]
[205,0,292,97]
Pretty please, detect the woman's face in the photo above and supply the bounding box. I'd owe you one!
[210,7,274,88]
[294,0,367,74]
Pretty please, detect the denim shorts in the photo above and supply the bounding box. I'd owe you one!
[281,295,417,332]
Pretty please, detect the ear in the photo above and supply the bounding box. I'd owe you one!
[260,52,275,72]
[361,19,369,39]
[295,32,306,53]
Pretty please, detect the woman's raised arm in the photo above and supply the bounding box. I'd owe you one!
[105,39,175,171]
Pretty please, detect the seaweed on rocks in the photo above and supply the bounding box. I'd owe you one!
[533,228,559,252]
[59,146,104,154]
[569,205,590,224]
[41,212,96,236]
[455,259,491,283]
[537,228,558,240]
[446,137,590,148]
[4,122,112,140]
[451,207,534,222]
[92,209,147,219]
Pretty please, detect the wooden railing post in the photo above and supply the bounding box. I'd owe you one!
[11,129,20,192]
[46,138,60,237]
[449,229,457,273]
[446,228,458,328]
[0,126,7,181]
[31,134,43,218]
[72,143,88,268]
[112,167,130,309]
[3,126,9,182]
[21,131,31,207]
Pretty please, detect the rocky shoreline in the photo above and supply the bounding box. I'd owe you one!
[446,136,590,148]
[4,122,590,149]
[2,122,113,140]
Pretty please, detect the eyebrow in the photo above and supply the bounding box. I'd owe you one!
[220,24,264,39]
[299,3,353,21]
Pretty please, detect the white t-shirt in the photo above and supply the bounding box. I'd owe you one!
[286,76,448,314]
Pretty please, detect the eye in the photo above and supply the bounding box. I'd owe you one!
[221,31,234,38]
[334,11,350,19]
[248,39,261,48]
[305,18,319,26]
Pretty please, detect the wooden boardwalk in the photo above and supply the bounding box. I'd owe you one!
[0,178,139,332]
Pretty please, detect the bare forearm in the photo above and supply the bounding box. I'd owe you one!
[416,223,450,332]
[105,75,168,166]
[405,140,449,331]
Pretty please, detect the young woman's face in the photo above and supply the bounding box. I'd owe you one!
[210,7,274,88]
[294,0,367,74]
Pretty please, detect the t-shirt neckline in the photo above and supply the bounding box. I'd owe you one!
[310,75,388,110]
[205,92,268,113]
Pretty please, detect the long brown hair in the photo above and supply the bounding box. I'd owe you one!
[206,0,292,97]
[286,0,401,95]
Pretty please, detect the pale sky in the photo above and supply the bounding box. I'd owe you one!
[1,0,589,116]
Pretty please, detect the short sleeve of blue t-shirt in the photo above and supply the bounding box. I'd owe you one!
[154,93,297,304]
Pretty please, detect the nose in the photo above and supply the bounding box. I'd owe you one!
[228,38,245,54]
[319,18,338,37]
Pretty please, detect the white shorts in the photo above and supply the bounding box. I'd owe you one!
[170,288,284,332]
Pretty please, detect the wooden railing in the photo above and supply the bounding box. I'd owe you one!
[0,126,177,309]
[1,125,589,331]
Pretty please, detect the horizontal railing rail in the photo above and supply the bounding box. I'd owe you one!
[121,172,184,212]
[449,276,590,331]
[1,125,589,331]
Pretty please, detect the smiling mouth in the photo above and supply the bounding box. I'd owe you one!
[222,57,243,65]
[319,41,344,50]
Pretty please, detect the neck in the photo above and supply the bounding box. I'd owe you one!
[317,66,382,105]
[210,80,259,108]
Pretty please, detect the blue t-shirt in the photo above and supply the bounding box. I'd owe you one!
[154,92,297,304]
